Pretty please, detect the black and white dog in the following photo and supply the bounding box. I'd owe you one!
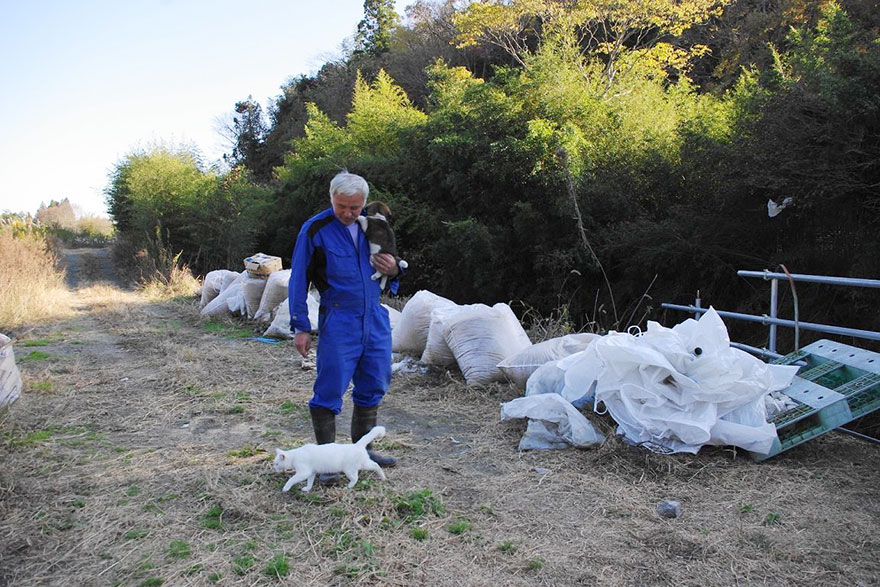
[356,201,408,290]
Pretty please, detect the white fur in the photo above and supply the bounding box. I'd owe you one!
[273,426,387,492]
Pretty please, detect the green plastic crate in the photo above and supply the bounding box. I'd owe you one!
[749,339,880,461]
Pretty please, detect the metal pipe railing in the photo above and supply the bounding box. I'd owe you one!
[737,270,880,289]
[736,270,880,352]
[660,303,880,343]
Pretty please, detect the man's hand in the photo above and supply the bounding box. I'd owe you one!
[371,253,399,277]
[294,332,311,358]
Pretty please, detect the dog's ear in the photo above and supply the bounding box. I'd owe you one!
[275,448,282,456]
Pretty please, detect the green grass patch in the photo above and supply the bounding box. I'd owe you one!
[6,425,97,448]
[262,554,290,578]
[447,520,471,535]
[232,554,255,575]
[19,351,53,362]
[30,380,55,392]
[201,320,253,340]
[526,557,544,571]
[226,444,261,458]
[124,529,150,540]
[279,401,304,415]
[138,578,163,587]
[203,505,225,530]
[394,489,445,523]
[410,528,428,541]
[168,540,192,558]
[498,540,517,554]
[226,405,245,415]
[22,339,54,347]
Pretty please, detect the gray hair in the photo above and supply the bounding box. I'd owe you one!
[329,171,369,204]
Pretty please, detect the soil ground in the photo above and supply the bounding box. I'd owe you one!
[1,248,878,586]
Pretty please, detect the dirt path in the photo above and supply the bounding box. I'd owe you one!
[1,261,879,586]
[61,247,128,290]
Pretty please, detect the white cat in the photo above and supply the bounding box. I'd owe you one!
[273,425,388,492]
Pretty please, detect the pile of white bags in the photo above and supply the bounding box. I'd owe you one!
[392,291,533,386]
[1,334,22,409]
[201,272,247,317]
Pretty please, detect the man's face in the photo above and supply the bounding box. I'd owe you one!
[332,192,365,226]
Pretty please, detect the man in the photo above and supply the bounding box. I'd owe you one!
[288,171,401,474]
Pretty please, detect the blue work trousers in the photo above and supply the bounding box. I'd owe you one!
[309,304,392,414]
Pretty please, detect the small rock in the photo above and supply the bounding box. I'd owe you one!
[533,467,551,475]
[657,500,682,519]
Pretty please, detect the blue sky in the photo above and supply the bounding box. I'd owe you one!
[0,0,409,217]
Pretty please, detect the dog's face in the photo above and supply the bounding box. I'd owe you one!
[364,201,391,221]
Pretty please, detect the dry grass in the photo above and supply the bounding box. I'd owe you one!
[0,230,72,332]
[1,262,879,586]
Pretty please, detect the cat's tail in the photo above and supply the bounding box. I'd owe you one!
[355,425,386,448]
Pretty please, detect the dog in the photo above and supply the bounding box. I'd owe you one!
[356,201,409,290]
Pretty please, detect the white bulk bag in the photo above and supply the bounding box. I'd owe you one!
[263,292,320,339]
[200,276,244,317]
[392,290,456,354]
[442,303,531,386]
[498,333,601,388]
[254,270,291,322]
[243,276,269,319]
[1,334,22,409]
[199,269,238,308]
[420,305,462,366]
[382,304,401,331]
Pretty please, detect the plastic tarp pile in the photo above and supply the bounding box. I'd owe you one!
[527,307,800,454]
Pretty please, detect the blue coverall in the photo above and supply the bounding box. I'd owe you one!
[288,208,400,414]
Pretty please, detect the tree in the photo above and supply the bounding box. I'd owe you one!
[36,199,76,228]
[355,0,400,56]
[453,0,728,93]
[222,96,270,179]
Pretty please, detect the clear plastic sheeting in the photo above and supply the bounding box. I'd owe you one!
[501,393,605,451]
[556,307,800,454]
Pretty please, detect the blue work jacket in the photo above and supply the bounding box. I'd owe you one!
[288,208,400,334]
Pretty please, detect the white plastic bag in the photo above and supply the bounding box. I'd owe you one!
[392,290,456,354]
[498,333,600,388]
[254,270,291,322]
[443,303,532,386]
[501,394,605,450]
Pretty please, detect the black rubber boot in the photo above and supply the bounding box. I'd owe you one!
[310,406,340,484]
[351,404,397,468]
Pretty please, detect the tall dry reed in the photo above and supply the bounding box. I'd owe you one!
[0,229,71,331]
